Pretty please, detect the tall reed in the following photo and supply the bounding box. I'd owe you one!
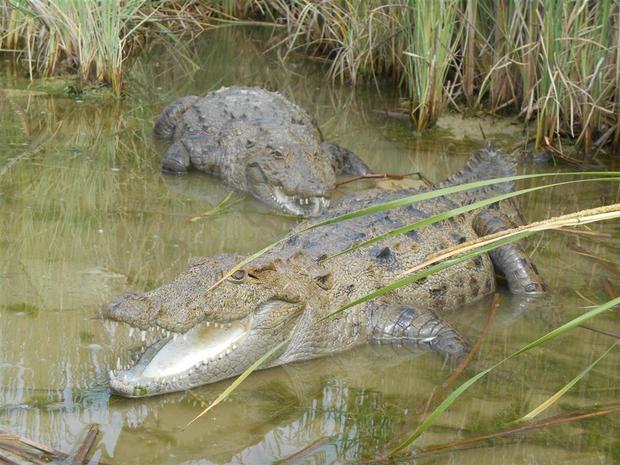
[2,1,619,155]
[257,0,620,157]
[3,0,138,93]
[401,0,461,129]
[0,0,208,94]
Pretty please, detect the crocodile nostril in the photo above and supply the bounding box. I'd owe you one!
[106,301,120,313]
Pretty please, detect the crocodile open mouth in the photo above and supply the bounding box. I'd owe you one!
[109,315,253,397]
[271,186,329,216]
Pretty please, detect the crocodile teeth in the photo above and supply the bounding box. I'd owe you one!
[272,186,329,216]
[110,314,254,396]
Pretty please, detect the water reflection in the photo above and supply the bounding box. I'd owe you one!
[0,27,618,465]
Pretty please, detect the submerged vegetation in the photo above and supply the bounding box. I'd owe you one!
[2,1,619,157]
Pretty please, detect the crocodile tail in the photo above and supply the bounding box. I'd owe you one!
[437,144,517,200]
[154,95,199,139]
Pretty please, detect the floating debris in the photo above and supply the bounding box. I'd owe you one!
[0,424,103,465]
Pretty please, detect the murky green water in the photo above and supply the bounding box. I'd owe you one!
[1,29,619,465]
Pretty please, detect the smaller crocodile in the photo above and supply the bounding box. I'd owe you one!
[154,86,370,216]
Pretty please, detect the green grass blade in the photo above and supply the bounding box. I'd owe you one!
[193,199,620,431]
[517,340,619,423]
[321,231,533,321]
[185,336,291,427]
[189,191,245,222]
[320,202,620,322]
[205,234,293,292]
[303,171,620,231]
[327,177,620,260]
[388,296,620,456]
[513,307,619,357]
[208,174,620,290]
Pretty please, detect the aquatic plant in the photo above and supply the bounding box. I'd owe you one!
[401,0,461,130]
[188,191,245,223]
[388,296,620,457]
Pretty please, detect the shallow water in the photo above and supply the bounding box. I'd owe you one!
[1,29,619,465]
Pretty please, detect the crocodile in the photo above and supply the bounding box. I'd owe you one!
[105,146,545,397]
[154,86,370,216]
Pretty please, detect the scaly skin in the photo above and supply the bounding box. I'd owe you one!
[105,147,545,397]
[154,86,370,216]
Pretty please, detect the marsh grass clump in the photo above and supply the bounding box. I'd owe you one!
[2,0,147,93]
[0,0,212,94]
[3,1,619,156]
[261,0,620,157]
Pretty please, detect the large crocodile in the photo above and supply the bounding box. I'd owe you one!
[154,86,370,216]
[106,147,545,397]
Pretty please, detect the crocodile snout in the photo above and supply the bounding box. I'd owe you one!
[105,292,156,329]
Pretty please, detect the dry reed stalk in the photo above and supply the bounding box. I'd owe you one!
[415,403,620,456]
[71,425,99,465]
[400,203,620,278]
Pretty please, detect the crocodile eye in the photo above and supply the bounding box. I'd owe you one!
[230,269,247,282]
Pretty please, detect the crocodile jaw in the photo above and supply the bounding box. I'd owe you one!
[108,298,304,398]
[109,315,252,398]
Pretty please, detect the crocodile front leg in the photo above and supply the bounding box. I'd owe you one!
[161,139,191,174]
[154,95,199,140]
[369,304,469,357]
[161,135,222,175]
[320,141,371,176]
[473,208,546,294]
